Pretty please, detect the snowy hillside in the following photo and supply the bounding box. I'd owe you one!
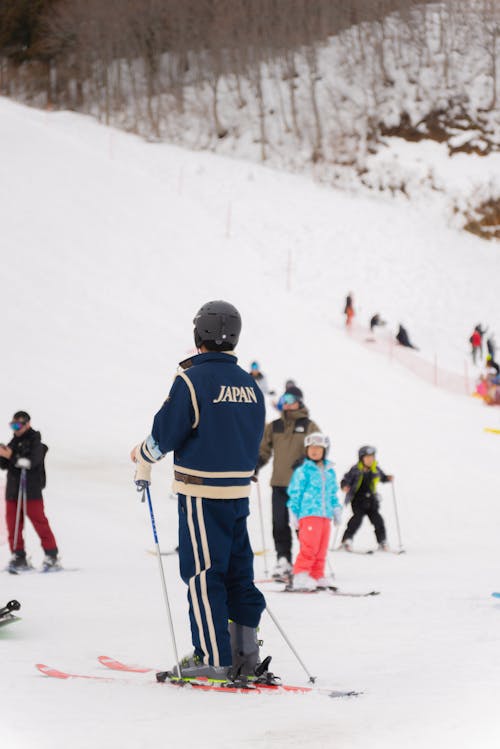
[1,96,500,749]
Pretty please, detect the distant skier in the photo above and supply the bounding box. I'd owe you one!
[249,361,274,395]
[486,354,500,376]
[286,433,342,591]
[486,334,496,360]
[257,385,320,579]
[273,379,299,412]
[370,313,386,332]
[396,324,418,350]
[131,300,272,682]
[0,411,60,573]
[341,446,393,552]
[470,328,482,365]
[344,293,355,328]
[475,324,488,357]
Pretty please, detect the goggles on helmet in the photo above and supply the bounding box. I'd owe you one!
[282,393,298,405]
[304,432,330,450]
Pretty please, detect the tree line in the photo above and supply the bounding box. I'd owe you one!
[1,0,498,167]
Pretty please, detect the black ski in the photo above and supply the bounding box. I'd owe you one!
[282,586,380,598]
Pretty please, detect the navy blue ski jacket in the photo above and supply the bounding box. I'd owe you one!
[143,352,265,498]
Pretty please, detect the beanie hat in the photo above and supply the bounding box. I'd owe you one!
[285,385,304,405]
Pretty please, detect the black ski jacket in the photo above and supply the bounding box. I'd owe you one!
[0,428,47,500]
[341,461,390,505]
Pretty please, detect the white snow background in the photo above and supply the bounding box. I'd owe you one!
[1,96,499,749]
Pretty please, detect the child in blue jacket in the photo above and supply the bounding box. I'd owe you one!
[286,432,342,591]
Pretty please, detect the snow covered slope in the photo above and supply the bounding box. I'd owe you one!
[1,97,500,749]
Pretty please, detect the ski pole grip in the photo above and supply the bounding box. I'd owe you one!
[135,479,150,502]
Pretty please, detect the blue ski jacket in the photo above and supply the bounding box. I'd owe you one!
[143,352,265,499]
[286,458,341,520]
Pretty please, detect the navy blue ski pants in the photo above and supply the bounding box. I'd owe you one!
[178,494,266,667]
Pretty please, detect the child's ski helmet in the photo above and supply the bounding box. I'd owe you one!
[358,445,376,460]
[305,432,330,455]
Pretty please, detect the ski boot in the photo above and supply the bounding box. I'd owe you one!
[315,573,336,590]
[271,556,292,583]
[228,622,281,686]
[41,553,62,573]
[291,572,316,591]
[7,552,33,575]
[156,653,229,684]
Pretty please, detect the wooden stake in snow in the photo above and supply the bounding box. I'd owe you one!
[286,249,292,292]
[225,202,232,239]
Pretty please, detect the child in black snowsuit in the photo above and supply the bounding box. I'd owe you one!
[341,446,393,551]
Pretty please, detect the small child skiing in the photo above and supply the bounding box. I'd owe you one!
[286,432,342,591]
[341,445,393,551]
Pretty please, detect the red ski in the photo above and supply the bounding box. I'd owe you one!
[36,659,361,697]
[97,655,360,697]
[36,664,114,681]
[36,662,258,694]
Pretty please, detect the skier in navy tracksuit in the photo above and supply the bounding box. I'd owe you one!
[131,301,269,682]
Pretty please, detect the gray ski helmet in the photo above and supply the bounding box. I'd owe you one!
[193,300,242,348]
[358,445,376,460]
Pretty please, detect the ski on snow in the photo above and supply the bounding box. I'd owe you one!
[256,580,380,597]
[281,587,380,597]
[36,658,361,698]
[6,564,79,575]
[97,655,361,697]
[330,547,406,556]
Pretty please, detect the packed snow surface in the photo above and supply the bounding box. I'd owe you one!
[1,97,499,749]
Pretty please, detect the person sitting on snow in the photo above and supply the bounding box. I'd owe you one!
[486,354,500,376]
[396,324,419,350]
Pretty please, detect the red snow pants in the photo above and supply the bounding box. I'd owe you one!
[293,516,331,580]
[6,498,58,553]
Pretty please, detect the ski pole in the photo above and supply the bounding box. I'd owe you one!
[137,481,182,677]
[23,470,28,539]
[326,554,335,577]
[329,524,340,552]
[13,468,26,552]
[390,481,405,553]
[254,479,269,577]
[265,604,317,684]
